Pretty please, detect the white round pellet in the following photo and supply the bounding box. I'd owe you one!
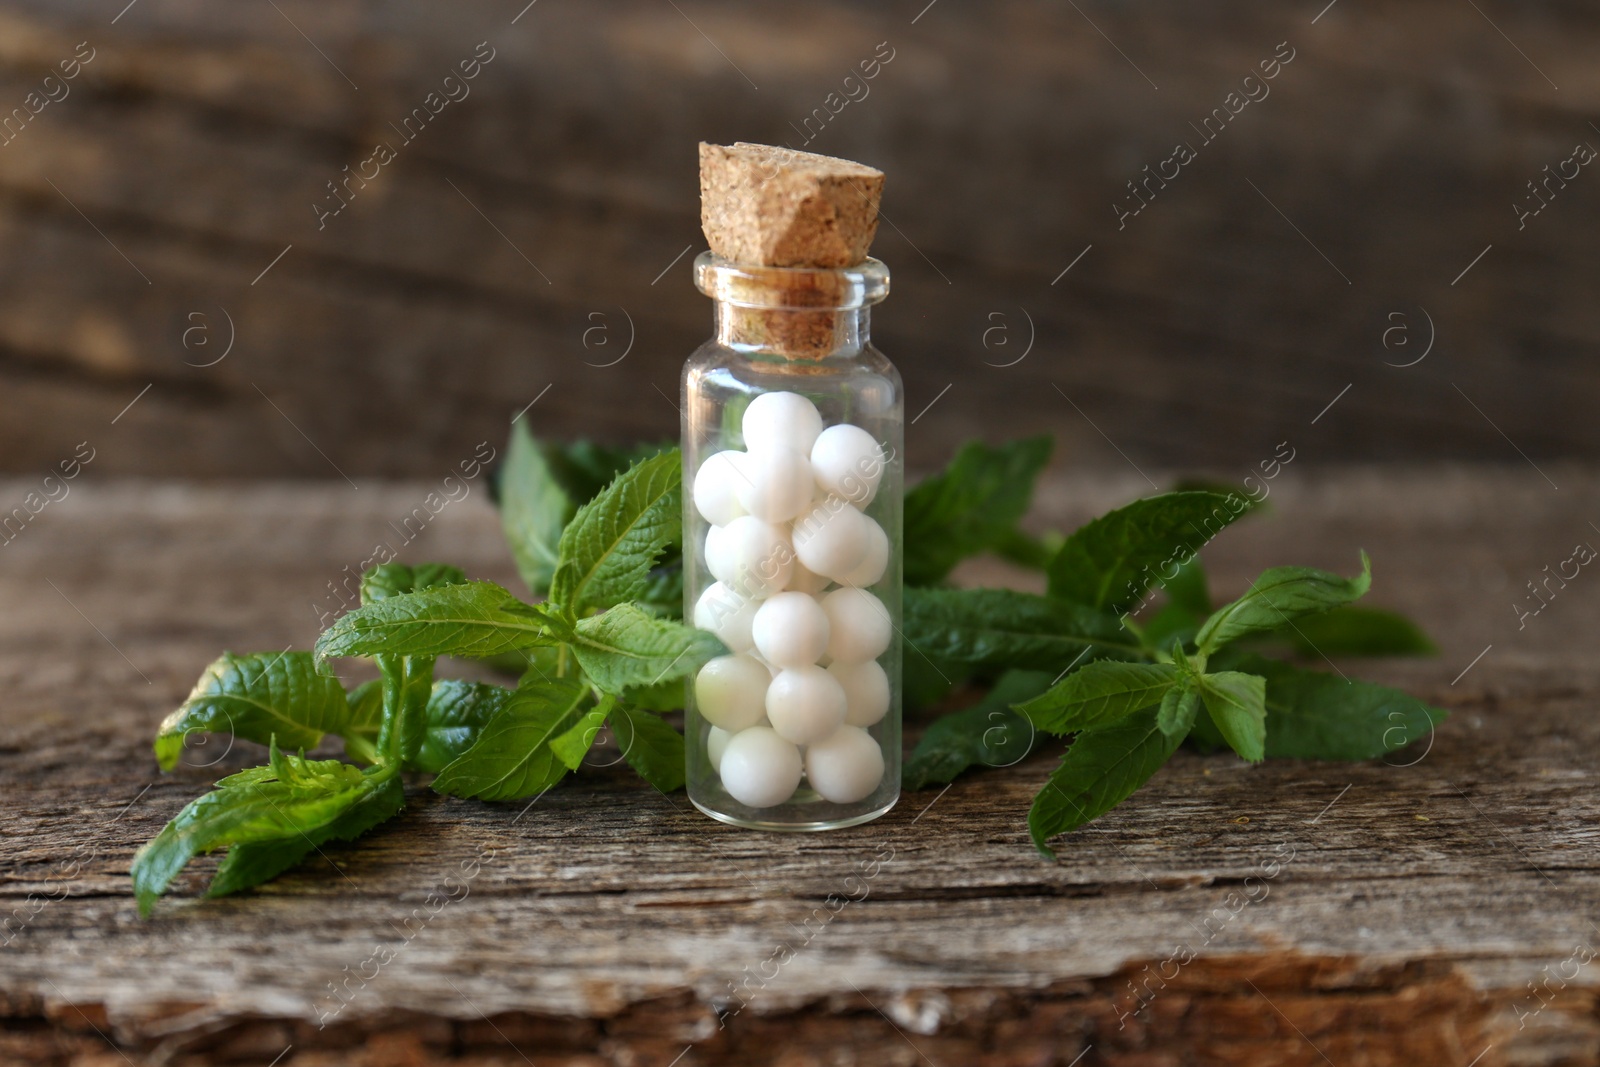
[821,587,893,663]
[693,581,757,652]
[712,516,794,599]
[693,450,749,526]
[792,497,871,582]
[751,591,831,668]
[810,424,885,507]
[742,391,823,454]
[706,726,732,773]
[735,446,814,524]
[838,516,888,588]
[765,665,848,745]
[805,725,885,804]
[828,659,890,727]
[719,726,803,808]
[785,558,831,595]
[694,654,771,731]
[703,525,731,584]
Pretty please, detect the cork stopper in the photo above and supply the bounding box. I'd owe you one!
[699,142,884,268]
[698,142,887,361]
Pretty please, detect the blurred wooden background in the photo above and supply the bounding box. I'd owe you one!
[0,0,1594,478]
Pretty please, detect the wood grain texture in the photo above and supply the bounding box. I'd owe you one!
[1,467,1597,1065]
[0,1,1595,479]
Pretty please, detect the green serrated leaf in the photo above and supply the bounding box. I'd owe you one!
[154,652,349,772]
[1028,706,1183,857]
[903,670,1052,791]
[499,421,574,597]
[990,528,1065,572]
[550,706,609,770]
[341,679,385,764]
[1164,557,1211,615]
[1195,553,1372,654]
[1047,490,1254,615]
[634,558,685,621]
[903,647,966,712]
[547,440,674,505]
[497,432,676,599]
[1017,661,1179,735]
[207,773,405,898]
[360,562,468,605]
[131,747,376,916]
[429,678,590,801]
[374,654,435,768]
[1253,605,1437,658]
[619,674,689,712]
[1219,652,1446,760]
[550,451,681,616]
[610,703,687,792]
[315,581,563,662]
[1156,687,1200,738]
[569,603,724,696]
[1198,671,1268,762]
[414,680,514,774]
[902,587,1143,672]
[903,437,1053,585]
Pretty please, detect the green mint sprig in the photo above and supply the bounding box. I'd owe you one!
[899,470,1445,857]
[131,448,715,914]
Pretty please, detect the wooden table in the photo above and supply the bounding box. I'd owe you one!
[3,469,1596,1066]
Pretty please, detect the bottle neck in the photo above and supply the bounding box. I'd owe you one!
[694,253,889,363]
[714,304,870,361]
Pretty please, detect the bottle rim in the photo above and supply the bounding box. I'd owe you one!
[693,252,890,311]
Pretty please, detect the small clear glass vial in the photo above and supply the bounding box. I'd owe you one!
[682,252,902,831]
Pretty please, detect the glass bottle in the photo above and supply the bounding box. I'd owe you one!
[681,252,902,831]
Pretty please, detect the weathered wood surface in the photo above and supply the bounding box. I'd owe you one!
[0,1,1597,479]
[2,468,1598,1066]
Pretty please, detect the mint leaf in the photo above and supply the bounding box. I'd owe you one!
[904,670,1051,790]
[991,528,1065,572]
[499,421,575,596]
[131,745,377,916]
[549,450,680,616]
[342,679,385,764]
[617,675,688,712]
[634,560,685,620]
[903,436,1052,585]
[354,564,462,766]
[1195,553,1372,654]
[430,678,590,801]
[315,581,563,662]
[1253,605,1437,658]
[1222,653,1445,760]
[1156,686,1199,738]
[1047,490,1253,615]
[569,603,723,695]
[1017,661,1179,735]
[904,650,965,712]
[1164,557,1211,615]
[550,706,609,770]
[611,703,687,792]
[154,652,349,772]
[548,440,673,502]
[373,654,435,767]
[902,587,1142,672]
[208,773,405,898]
[1028,706,1183,857]
[360,562,468,604]
[1198,671,1268,761]
[414,681,513,774]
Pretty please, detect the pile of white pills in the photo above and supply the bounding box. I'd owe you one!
[691,391,892,810]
